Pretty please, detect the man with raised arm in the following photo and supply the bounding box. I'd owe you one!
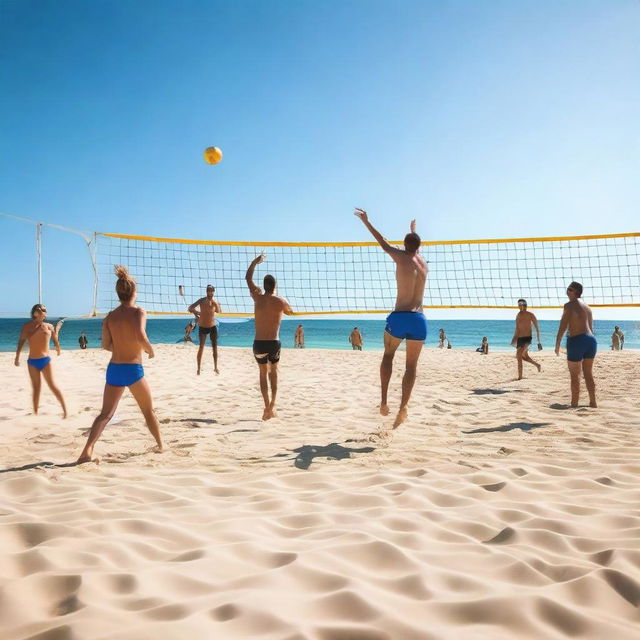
[355,208,428,428]
[511,298,542,380]
[188,284,222,375]
[555,281,597,408]
[246,254,294,420]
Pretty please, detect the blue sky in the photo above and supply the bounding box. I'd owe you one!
[1,0,639,318]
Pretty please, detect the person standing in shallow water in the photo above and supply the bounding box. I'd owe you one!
[15,303,67,418]
[246,253,294,421]
[355,208,428,428]
[78,266,164,463]
[555,281,597,408]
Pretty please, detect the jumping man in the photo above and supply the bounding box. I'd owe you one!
[188,285,221,374]
[511,298,542,379]
[246,254,294,420]
[355,208,428,428]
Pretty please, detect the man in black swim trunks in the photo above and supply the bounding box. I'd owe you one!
[511,298,542,380]
[188,285,222,375]
[246,254,294,420]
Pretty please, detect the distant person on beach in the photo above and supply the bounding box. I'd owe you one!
[78,331,88,349]
[246,253,294,420]
[183,320,195,343]
[294,324,304,348]
[438,328,446,348]
[555,281,597,408]
[611,326,624,350]
[511,298,542,379]
[78,266,164,463]
[355,208,428,428]
[349,326,363,350]
[476,336,489,354]
[14,303,68,418]
[188,285,221,374]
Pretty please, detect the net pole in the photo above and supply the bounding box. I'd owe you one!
[88,232,99,316]
[36,222,43,304]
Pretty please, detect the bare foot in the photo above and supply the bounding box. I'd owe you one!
[589,401,598,408]
[270,408,278,418]
[262,407,272,421]
[214,369,220,375]
[536,363,542,372]
[77,453,98,464]
[571,403,578,408]
[517,376,523,381]
[62,411,68,419]
[197,368,201,376]
[152,444,165,453]
[380,404,390,416]
[393,407,408,428]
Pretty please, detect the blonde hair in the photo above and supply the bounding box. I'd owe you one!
[114,265,136,302]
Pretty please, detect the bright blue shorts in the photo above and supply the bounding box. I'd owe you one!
[566,334,597,362]
[27,356,51,371]
[385,311,428,342]
[106,363,145,387]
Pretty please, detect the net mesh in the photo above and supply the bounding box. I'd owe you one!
[95,232,640,315]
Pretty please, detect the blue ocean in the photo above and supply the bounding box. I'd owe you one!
[1,317,638,352]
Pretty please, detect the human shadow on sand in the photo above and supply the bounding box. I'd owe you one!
[0,461,81,474]
[275,443,376,470]
[178,418,218,426]
[462,422,550,435]
[472,388,525,395]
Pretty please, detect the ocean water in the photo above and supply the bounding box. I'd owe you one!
[2,317,638,352]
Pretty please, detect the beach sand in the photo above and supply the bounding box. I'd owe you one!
[1,345,639,639]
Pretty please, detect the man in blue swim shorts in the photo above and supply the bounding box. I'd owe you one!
[555,281,597,408]
[355,208,428,428]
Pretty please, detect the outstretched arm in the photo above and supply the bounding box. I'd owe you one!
[51,324,62,355]
[246,254,265,298]
[555,305,570,355]
[101,316,113,352]
[532,314,542,347]
[354,208,402,257]
[14,325,27,366]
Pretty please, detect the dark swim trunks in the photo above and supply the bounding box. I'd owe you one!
[516,336,532,349]
[384,311,427,341]
[566,333,597,362]
[199,325,218,343]
[252,340,281,364]
[106,363,145,387]
[27,356,51,371]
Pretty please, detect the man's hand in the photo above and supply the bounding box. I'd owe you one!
[354,207,368,223]
[410,219,416,233]
[511,337,517,347]
[253,253,266,265]
[148,348,155,359]
[14,357,19,367]
[56,348,61,356]
[554,346,560,356]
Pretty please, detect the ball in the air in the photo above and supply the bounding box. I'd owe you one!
[204,146,223,165]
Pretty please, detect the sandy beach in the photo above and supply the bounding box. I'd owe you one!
[1,344,639,639]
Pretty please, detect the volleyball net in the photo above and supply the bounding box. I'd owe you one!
[1,212,638,315]
[95,231,640,315]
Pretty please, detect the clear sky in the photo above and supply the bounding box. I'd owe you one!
[1,0,639,318]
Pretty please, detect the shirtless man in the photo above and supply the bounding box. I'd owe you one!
[555,281,597,408]
[355,208,428,428]
[294,324,304,348]
[78,266,163,463]
[611,326,624,351]
[511,298,542,379]
[246,254,294,420]
[349,326,363,350]
[15,303,67,417]
[188,285,221,374]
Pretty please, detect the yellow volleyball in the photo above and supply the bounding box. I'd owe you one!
[204,146,223,165]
